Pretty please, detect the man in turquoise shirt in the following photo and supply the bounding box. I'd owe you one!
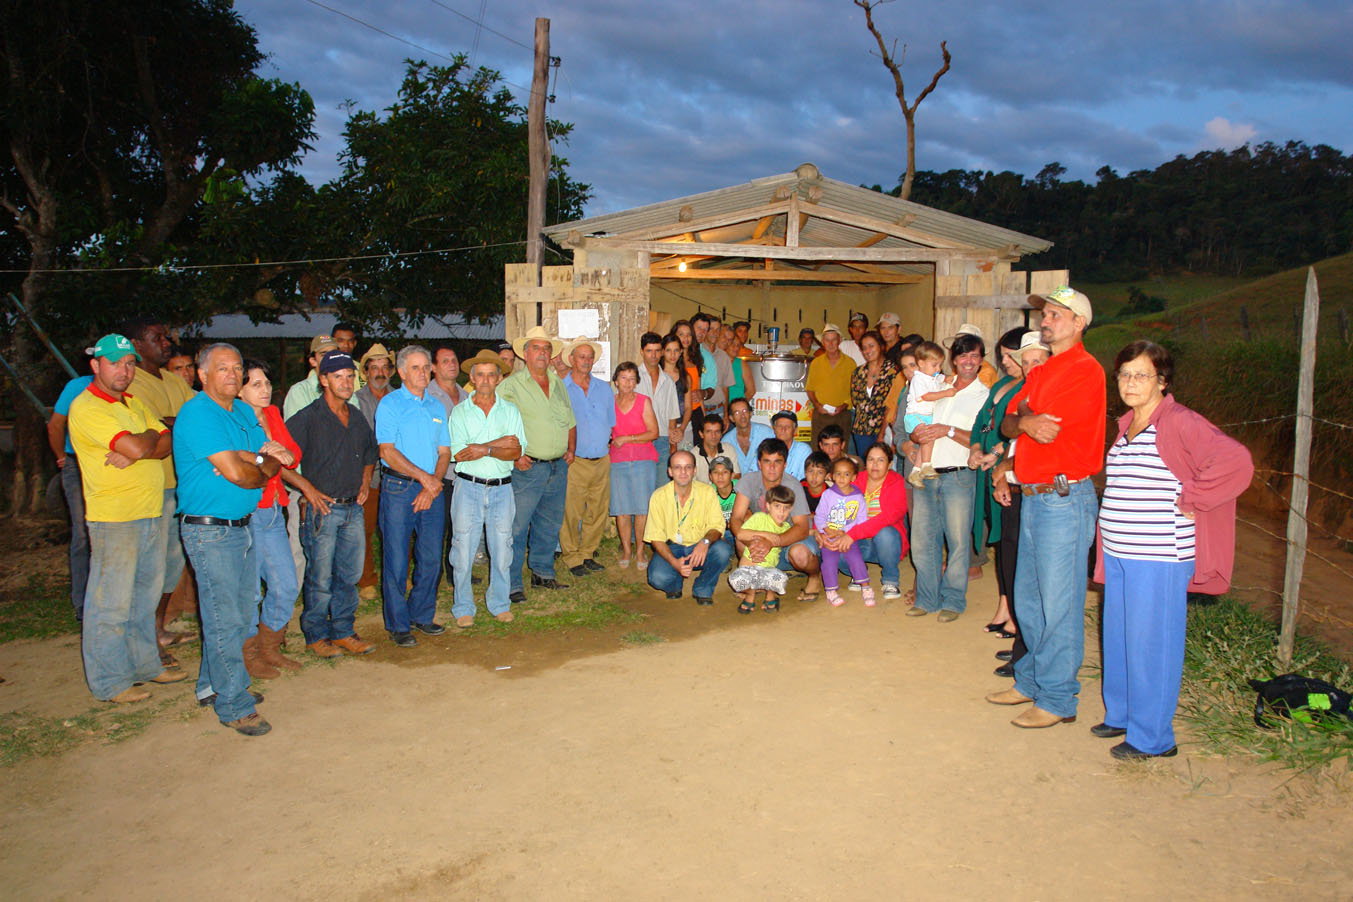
[447,349,525,627]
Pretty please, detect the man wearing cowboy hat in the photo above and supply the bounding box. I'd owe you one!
[354,343,395,596]
[559,336,614,577]
[945,323,1001,387]
[447,349,526,626]
[987,285,1105,730]
[498,326,577,603]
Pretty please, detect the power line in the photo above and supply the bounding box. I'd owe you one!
[425,0,532,52]
[0,240,528,275]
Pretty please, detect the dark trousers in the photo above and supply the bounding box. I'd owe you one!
[997,492,1027,662]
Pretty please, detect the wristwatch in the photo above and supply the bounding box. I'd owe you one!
[947,427,956,439]
[701,537,711,546]
[254,453,266,467]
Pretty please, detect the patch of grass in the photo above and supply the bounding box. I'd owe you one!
[0,711,88,767]
[1179,596,1353,773]
[620,630,665,645]
[0,574,81,643]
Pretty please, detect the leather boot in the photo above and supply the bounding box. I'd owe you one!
[242,634,280,680]
[257,624,302,672]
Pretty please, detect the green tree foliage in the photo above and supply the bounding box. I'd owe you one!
[873,142,1353,280]
[196,59,591,330]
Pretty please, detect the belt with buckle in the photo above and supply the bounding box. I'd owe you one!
[458,472,511,487]
[328,496,359,504]
[576,455,605,461]
[527,455,561,464]
[380,466,413,481]
[181,514,251,527]
[932,466,962,474]
[1020,479,1083,496]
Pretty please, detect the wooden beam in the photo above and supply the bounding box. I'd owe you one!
[751,215,775,240]
[796,200,973,249]
[571,235,997,263]
[786,195,800,248]
[611,200,792,241]
[654,268,925,284]
[935,293,1035,309]
[856,232,888,248]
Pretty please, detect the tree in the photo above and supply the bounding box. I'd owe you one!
[0,0,314,513]
[854,0,951,201]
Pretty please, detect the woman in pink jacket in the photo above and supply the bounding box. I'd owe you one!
[820,442,908,598]
[1093,340,1253,760]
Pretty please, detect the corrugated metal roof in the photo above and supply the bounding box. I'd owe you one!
[190,312,504,341]
[544,163,1052,257]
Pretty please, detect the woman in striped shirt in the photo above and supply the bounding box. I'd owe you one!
[1094,341,1253,761]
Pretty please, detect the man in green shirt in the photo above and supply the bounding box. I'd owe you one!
[447,349,525,626]
[497,327,577,603]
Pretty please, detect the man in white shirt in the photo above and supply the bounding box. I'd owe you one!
[839,312,868,366]
[636,331,681,486]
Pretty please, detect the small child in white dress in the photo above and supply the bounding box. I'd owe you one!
[903,341,956,487]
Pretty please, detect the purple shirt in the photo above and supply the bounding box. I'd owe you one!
[814,485,868,534]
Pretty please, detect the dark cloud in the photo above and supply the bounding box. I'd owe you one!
[234,0,1353,214]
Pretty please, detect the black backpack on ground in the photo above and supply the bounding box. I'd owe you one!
[1248,673,1353,728]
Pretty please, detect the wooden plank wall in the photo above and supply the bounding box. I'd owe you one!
[504,262,650,371]
[934,269,1068,358]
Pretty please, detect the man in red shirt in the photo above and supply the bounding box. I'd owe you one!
[987,286,1105,729]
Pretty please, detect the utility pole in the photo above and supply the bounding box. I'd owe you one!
[526,17,550,281]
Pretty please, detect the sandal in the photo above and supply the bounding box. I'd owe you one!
[984,621,1011,634]
[618,556,631,569]
[738,599,755,615]
[762,597,779,612]
[795,590,820,603]
[827,589,845,607]
[862,586,876,607]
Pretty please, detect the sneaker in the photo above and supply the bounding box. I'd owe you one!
[331,635,375,655]
[905,468,925,488]
[389,631,418,648]
[882,583,902,600]
[411,621,446,636]
[921,463,939,480]
[827,590,845,607]
[847,581,863,592]
[224,713,272,736]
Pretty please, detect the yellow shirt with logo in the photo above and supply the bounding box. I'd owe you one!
[130,367,194,489]
[69,385,168,522]
[642,480,726,546]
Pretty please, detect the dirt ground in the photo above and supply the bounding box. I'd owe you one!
[2,508,1352,900]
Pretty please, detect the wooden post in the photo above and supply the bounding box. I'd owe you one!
[1278,267,1320,665]
[525,18,550,281]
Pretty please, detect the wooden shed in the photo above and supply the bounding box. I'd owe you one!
[506,162,1060,368]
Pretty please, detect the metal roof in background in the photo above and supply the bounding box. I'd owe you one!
[190,312,504,341]
[544,163,1053,257]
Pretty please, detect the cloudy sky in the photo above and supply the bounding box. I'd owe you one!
[237,0,1353,216]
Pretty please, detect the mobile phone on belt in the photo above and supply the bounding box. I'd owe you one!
[1053,473,1070,496]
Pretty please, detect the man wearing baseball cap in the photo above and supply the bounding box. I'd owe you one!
[839,313,869,367]
[877,312,905,368]
[987,285,1106,730]
[67,334,184,704]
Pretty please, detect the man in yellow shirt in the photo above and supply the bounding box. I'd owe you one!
[123,318,196,653]
[804,323,856,446]
[68,334,185,704]
[643,450,732,606]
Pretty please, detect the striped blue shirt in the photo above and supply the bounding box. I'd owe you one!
[1099,424,1195,561]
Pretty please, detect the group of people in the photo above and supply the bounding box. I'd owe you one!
[52,288,1254,756]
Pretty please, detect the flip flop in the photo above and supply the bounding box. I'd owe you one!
[795,590,820,603]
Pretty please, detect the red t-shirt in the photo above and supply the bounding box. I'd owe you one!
[1007,343,1106,484]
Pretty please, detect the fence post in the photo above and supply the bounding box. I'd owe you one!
[1278,267,1320,665]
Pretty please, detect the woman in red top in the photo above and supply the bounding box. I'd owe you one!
[820,441,908,599]
[238,359,310,677]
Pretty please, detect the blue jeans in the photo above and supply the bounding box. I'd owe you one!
[300,501,365,643]
[181,521,258,724]
[775,535,820,572]
[510,456,569,592]
[846,525,903,586]
[910,468,976,613]
[450,479,515,618]
[61,460,90,620]
[157,488,186,595]
[1101,553,1193,754]
[82,518,163,699]
[1011,480,1098,718]
[648,539,734,598]
[853,431,879,457]
[379,473,445,632]
[654,438,671,486]
[248,504,298,635]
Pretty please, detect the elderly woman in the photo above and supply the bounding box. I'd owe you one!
[821,442,909,599]
[969,327,1033,636]
[906,333,990,621]
[849,330,900,458]
[610,361,660,569]
[1092,340,1253,760]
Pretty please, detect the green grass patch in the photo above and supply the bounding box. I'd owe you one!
[1179,596,1353,773]
[620,630,666,645]
[0,695,180,768]
[0,574,81,643]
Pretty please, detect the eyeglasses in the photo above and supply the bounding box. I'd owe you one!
[1116,371,1159,385]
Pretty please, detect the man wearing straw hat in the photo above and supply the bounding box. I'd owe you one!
[447,349,526,626]
[559,335,614,577]
[354,342,395,597]
[498,326,576,603]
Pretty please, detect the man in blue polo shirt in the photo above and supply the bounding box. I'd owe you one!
[47,371,94,621]
[375,345,451,647]
[447,349,526,627]
[175,343,291,737]
[559,337,614,577]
